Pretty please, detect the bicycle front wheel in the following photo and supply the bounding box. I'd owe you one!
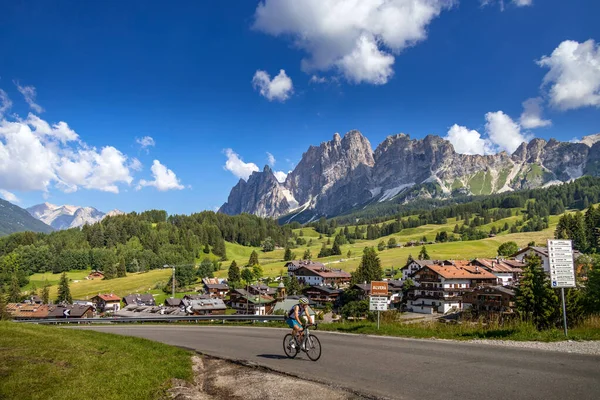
[305,334,321,361]
[283,334,299,358]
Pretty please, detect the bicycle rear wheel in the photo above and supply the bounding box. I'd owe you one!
[283,334,299,358]
[305,334,321,361]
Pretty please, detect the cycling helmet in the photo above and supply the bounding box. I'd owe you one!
[298,297,309,305]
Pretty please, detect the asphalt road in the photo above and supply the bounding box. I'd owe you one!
[74,325,600,400]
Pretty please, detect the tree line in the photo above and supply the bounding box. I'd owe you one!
[0,210,292,290]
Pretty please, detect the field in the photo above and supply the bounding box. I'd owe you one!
[31,207,562,300]
[0,322,192,400]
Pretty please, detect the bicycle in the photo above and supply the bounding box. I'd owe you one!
[283,323,321,361]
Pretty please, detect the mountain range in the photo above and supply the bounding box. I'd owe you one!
[0,198,55,236]
[219,131,600,222]
[26,203,124,230]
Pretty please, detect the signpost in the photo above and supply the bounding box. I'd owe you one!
[547,239,576,337]
[370,281,389,329]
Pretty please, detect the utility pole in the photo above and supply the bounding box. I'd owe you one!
[172,265,175,299]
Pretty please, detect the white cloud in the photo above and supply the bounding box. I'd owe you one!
[0,189,19,203]
[513,0,532,6]
[137,160,184,191]
[519,97,552,129]
[485,111,532,153]
[274,170,290,183]
[26,113,79,143]
[0,89,12,117]
[252,69,294,101]
[310,75,327,84]
[537,39,600,110]
[253,0,452,85]
[223,148,259,181]
[0,113,141,194]
[445,124,493,155]
[136,136,155,151]
[338,35,395,84]
[130,158,143,171]
[13,81,44,113]
[266,152,276,166]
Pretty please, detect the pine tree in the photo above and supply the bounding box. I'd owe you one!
[41,280,50,304]
[8,274,21,303]
[418,246,430,260]
[515,255,559,330]
[0,282,10,320]
[303,249,312,260]
[56,272,72,304]
[117,258,127,278]
[104,262,117,280]
[228,260,240,288]
[351,247,383,284]
[284,246,293,261]
[407,254,414,264]
[332,241,342,256]
[203,243,210,254]
[248,250,259,266]
[284,275,302,295]
[241,267,254,285]
[346,250,352,258]
[377,240,386,251]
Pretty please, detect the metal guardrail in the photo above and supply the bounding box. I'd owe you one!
[15,314,286,325]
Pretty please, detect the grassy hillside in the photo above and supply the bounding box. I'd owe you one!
[0,198,54,236]
[31,208,561,300]
[0,322,191,400]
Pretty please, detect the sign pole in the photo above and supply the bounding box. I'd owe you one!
[377,310,380,330]
[561,287,568,337]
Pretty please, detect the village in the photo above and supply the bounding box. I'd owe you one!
[5,245,564,323]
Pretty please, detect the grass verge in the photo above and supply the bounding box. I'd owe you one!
[0,322,192,400]
[317,317,600,342]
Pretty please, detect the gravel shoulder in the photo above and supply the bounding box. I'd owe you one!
[168,355,368,400]
[458,339,600,355]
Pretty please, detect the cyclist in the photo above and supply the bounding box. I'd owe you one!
[286,297,313,349]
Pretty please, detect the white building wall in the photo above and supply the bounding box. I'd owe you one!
[515,250,550,274]
[494,272,513,285]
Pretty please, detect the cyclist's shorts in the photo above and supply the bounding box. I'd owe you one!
[286,318,301,329]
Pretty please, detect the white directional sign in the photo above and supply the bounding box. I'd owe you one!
[369,296,388,311]
[547,239,576,288]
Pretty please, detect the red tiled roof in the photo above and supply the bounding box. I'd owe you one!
[94,294,121,301]
[422,262,497,280]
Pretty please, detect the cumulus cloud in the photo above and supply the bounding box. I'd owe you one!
[445,124,493,155]
[137,160,184,191]
[0,105,156,195]
[25,113,79,144]
[253,0,452,85]
[519,97,552,129]
[485,111,532,153]
[274,170,290,183]
[266,152,276,166]
[223,148,259,180]
[13,81,44,113]
[136,136,155,151]
[252,69,294,101]
[0,89,12,117]
[0,189,19,203]
[537,39,600,110]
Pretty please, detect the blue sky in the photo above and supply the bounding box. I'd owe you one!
[0,0,599,215]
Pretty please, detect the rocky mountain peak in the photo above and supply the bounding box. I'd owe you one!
[220,130,598,221]
[581,133,600,147]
